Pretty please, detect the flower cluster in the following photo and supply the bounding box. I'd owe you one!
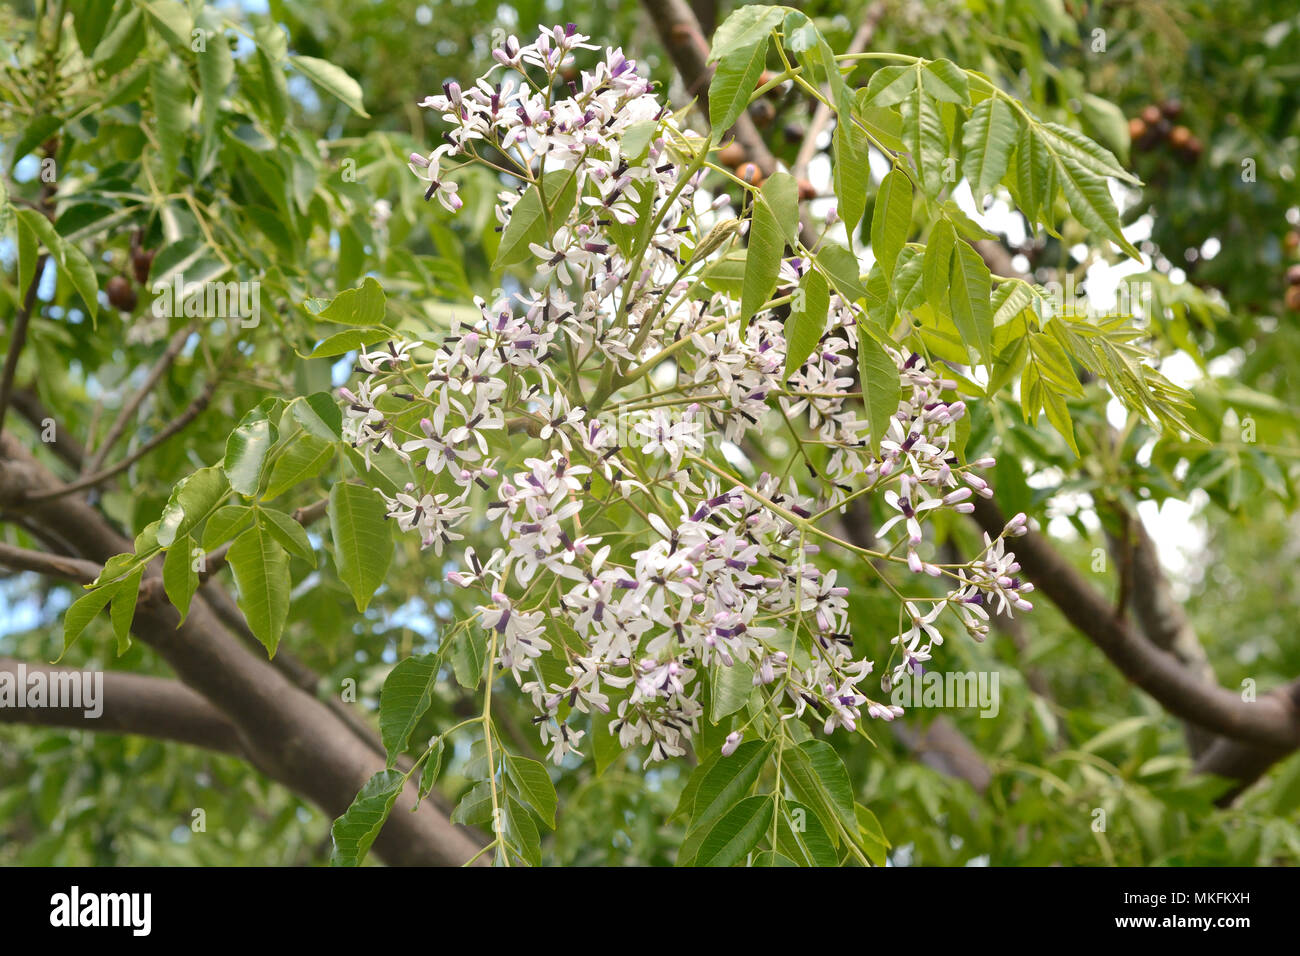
[340,25,1033,765]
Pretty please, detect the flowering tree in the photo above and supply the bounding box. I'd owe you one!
[3,0,1299,867]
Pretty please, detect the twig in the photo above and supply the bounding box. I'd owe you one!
[23,379,218,502]
[791,3,885,181]
[82,320,198,476]
[0,254,48,436]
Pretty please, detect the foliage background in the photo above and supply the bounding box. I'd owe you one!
[0,0,1298,865]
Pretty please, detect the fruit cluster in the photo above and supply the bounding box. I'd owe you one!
[105,229,156,312]
[1129,99,1201,160]
[1285,258,1300,312]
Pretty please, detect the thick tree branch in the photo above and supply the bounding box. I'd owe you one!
[641,0,778,176]
[971,495,1300,750]
[0,657,247,756]
[0,432,482,866]
[9,386,85,472]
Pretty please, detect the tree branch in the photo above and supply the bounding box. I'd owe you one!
[22,378,218,502]
[641,0,779,176]
[82,320,198,476]
[0,657,248,757]
[970,495,1300,750]
[0,432,483,866]
[0,255,47,437]
[790,3,886,180]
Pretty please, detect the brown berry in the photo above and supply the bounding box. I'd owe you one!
[717,142,747,167]
[1184,136,1203,159]
[1286,285,1300,312]
[749,99,775,127]
[1286,263,1300,286]
[1141,105,1162,126]
[1169,125,1192,149]
[797,179,816,201]
[106,275,137,312]
[1160,98,1183,119]
[755,71,775,91]
[735,162,764,187]
[1128,117,1147,141]
[1284,230,1300,254]
[131,248,155,285]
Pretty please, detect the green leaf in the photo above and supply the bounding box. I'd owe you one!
[833,110,871,238]
[592,709,622,777]
[379,654,439,765]
[195,7,233,176]
[783,269,829,381]
[227,523,291,656]
[893,245,926,311]
[679,739,772,865]
[709,659,755,721]
[71,0,116,56]
[291,392,344,441]
[450,626,488,690]
[793,740,857,833]
[902,77,948,199]
[1014,122,1055,229]
[450,781,495,826]
[151,60,190,189]
[816,244,866,304]
[921,59,970,105]
[265,434,334,499]
[870,168,912,282]
[201,504,253,550]
[418,737,446,802]
[328,483,393,612]
[505,797,542,866]
[777,800,838,866]
[740,171,797,326]
[308,276,387,326]
[857,327,901,456]
[109,568,143,655]
[259,508,314,563]
[330,770,404,866]
[923,218,956,319]
[708,6,786,62]
[163,533,200,625]
[962,96,1018,206]
[949,241,995,366]
[157,465,228,549]
[224,412,275,497]
[139,0,193,49]
[306,327,389,359]
[1079,92,1131,165]
[505,753,558,829]
[855,803,891,865]
[1038,121,1138,185]
[1054,154,1143,260]
[16,209,99,325]
[864,65,916,107]
[291,55,369,117]
[710,37,769,136]
[60,585,118,660]
[493,168,580,270]
[695,795,773,867]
